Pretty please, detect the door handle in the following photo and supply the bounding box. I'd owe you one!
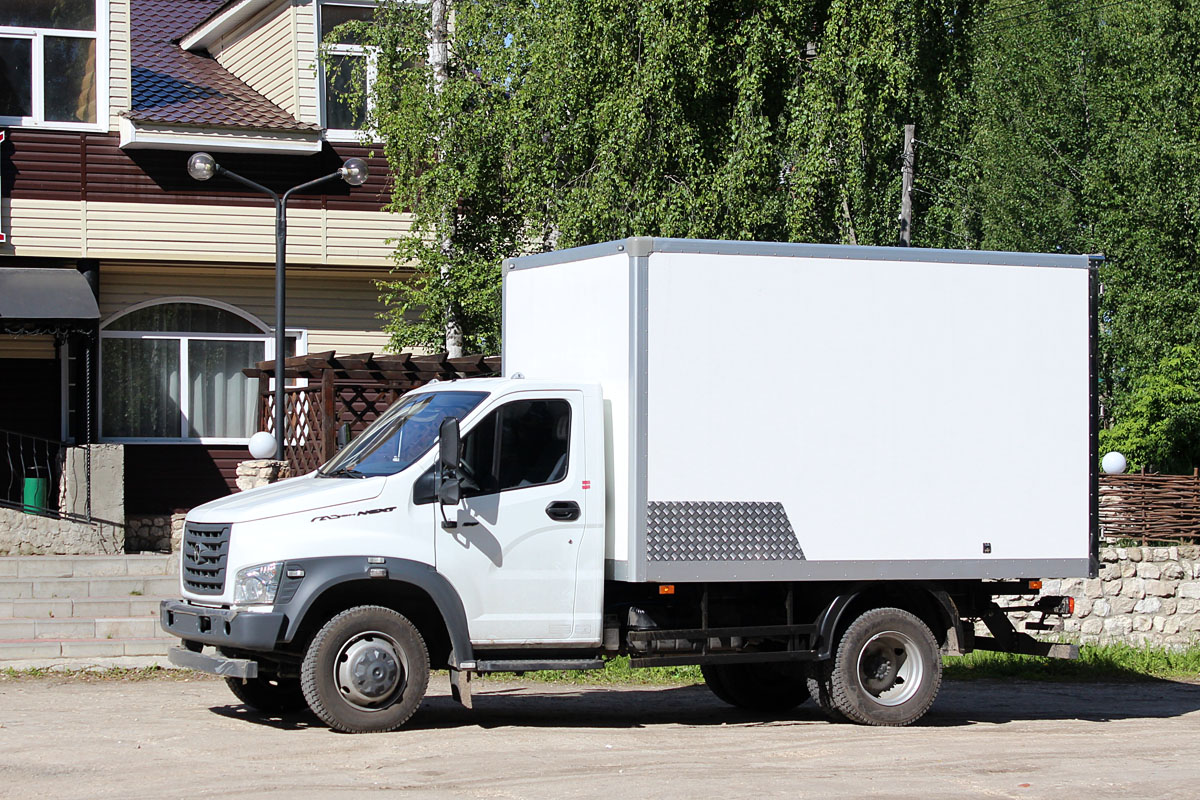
[545,501,581,522]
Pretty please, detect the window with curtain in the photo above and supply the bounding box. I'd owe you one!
[0,0,100,126]
[319,0,375,136]
[100,301,301,442]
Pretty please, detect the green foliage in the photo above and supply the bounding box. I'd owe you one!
[1101,346,1200,473]
[342,1,524,352]
[360,0,972,349]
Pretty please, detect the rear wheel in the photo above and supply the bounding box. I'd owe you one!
[702,662,810,712]
[224,675,308,714]
[828,607,941,726]
[301,605,430,733]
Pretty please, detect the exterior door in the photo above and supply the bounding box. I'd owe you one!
[435,391,587,645]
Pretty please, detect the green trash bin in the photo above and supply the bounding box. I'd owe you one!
[22,470,48,515]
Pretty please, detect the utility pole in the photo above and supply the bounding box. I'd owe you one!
[899,124,916,247]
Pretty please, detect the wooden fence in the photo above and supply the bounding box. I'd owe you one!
[1099,471,1200,544]
[245,352,500,476]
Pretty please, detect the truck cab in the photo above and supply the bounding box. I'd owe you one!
[163,378,607,730]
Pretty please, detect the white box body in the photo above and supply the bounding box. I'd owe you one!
[503,238,1096,584]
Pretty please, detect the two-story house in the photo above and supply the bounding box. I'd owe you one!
[0,0,405,524]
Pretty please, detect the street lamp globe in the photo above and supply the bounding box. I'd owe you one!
[248,430,278,459]
[187,152,217,181]
[1101,451,1128,475]
[340,157,369,186]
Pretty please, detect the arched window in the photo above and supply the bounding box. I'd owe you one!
[100,300,302,441]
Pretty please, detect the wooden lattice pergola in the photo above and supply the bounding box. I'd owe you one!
[244,352,501,476]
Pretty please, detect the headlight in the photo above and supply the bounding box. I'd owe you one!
[233,562,283,605]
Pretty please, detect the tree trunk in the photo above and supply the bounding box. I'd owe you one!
[428,0,464,358]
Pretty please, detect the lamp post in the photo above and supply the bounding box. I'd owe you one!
[187,152,369,459]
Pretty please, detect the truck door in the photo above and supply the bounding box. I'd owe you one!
[435,391,587,644]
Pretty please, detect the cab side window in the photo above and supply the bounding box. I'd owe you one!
[461,399,571,496]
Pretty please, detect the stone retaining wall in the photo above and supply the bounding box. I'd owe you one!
[1007,545,1200,649]
[236,460,290,491]
[0,507,123,555]
[125,513,186,554]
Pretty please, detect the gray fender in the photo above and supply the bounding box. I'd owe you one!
[813,584,964,659]
[276,556,473,665]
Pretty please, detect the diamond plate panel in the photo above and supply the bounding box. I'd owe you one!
[646,501,805,562]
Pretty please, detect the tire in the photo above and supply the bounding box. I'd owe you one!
[701,662,810,712]
[301,605,430,733]
[804,662,848,722]
[224,675,309,714]
[828,607,942,727]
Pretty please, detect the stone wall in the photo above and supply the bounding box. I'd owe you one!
[236,460,290,491]
[125,513,186,553]
[0,506,123,555]
[1008,546,1200,649]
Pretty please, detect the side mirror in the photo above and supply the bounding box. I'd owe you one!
[438,417,460,473]
[436,417,461,506]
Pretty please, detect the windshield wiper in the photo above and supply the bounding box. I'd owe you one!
[321,466,368,479]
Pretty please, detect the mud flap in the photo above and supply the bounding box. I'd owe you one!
[450,668,473,709]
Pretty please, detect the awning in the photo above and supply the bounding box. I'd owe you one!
[0,268,99,322]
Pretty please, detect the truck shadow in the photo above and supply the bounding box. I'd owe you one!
[206,677,1200,731]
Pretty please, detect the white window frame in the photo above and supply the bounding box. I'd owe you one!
[0,0,110,132]
[317,0,378,142]
[98,298,308,445]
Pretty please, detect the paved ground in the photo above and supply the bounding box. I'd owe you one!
[2,674,1199,799]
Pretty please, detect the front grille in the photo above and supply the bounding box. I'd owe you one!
[183,523,231,595]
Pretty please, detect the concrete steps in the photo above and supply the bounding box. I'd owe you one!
[0,555,179,663]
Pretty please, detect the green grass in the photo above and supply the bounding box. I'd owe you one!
[476,655,703,685]
[944,643,1200,681]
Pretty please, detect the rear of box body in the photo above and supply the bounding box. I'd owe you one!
[502,238,1096,584]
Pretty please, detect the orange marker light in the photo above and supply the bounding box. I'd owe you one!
[1028,580,1043,591]
[659,584,675,595]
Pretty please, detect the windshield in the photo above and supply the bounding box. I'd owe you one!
[318,390,488,478]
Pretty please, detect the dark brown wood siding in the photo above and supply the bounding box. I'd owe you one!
[124,443,245,513]
[2,130,391,212]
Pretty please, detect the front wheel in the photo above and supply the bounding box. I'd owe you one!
[828,607,942,727]
[301,605,430,733]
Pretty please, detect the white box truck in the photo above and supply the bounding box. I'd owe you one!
[163,238,1098,732]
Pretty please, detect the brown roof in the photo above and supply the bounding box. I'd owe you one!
[125,0,320,133]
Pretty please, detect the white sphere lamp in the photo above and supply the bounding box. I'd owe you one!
[248,430,278,460]
[1101,451,1127,475]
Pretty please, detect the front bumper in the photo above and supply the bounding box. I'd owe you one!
[166,646,259,679]
[160,599,286,651]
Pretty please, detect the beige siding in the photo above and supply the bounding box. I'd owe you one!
[108,0,131,131]
[0,336,57,359]
[4,199,409,267]
[213,0,299,117]
[294,0,320,126]
[99,262,400,356]
[3,199,85,257]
